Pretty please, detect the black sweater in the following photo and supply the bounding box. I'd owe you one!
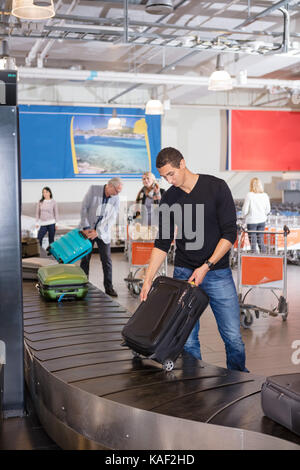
[154,174,237,270]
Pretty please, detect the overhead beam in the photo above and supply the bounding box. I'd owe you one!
[52,12,300,39]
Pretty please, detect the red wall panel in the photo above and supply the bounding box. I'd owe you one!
[230,110,300,171]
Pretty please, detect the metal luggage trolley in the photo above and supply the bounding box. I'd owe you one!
[124,223,167,296]
[237,225,290,329]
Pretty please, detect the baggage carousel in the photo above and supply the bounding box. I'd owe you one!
[23,281,300,450]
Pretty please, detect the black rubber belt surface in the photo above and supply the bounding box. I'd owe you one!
[23,280,300,446]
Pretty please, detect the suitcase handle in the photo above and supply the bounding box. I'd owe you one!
[79,230,88,239]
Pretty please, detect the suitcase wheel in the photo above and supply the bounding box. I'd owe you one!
[163,359,174,372]
[132,350,142,359]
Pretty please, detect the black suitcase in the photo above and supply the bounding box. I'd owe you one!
[121,276,209,371]
[261,373,300,436]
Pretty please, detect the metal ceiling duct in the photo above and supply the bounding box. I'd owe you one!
[145,0,173,15]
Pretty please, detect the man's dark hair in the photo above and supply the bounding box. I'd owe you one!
[156,147,184,169]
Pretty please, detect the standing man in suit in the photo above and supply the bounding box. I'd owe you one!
[79,177,123,297]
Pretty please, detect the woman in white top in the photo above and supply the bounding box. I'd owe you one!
[36,187,58,247]
[242,177,271,253]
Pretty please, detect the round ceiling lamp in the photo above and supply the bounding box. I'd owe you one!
[145,0,174,15]
[145,99,164,115]
[208,54,233,91]
[11,0,55,20]
[107,109,122,130]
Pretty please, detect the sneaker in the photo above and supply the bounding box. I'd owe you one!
[105,287,118,297]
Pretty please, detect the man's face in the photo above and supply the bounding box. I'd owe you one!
[107,184,123,196]
[158,160,185,187]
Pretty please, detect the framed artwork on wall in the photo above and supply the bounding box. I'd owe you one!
[19,105,161,179]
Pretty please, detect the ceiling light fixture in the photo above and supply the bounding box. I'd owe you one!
[145,88,164,115]
[11,0,55,20]
[208,54,233,92]
[0,41,17,71]
[145,0,174,16]
[145,99,164,115]
[107,109,122,130]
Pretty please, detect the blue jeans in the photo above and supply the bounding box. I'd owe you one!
[173,266,248,372]
[247,222,266,253]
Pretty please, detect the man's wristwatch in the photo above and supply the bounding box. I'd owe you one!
[205,260,214,270]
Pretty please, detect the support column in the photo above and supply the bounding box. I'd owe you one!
[0,104,24,417]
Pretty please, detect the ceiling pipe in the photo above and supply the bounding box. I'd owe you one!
[237,0,296,28]
[253,5,290,55]
[108,49,201,103]
[25,0,63,67]
[17,66,300,91]
[124,0,129,43]
[280,6,290,54]
[38,0,78,67]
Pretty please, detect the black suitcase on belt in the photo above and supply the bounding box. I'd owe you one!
[261,373,300,436]
[121,276,209,371]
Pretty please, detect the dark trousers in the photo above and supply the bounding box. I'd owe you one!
[80,237,113,290]
[247,222,266,253]
[38,223,56,246]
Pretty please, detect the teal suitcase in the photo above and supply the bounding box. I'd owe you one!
[48,228,92,264]
[37,264,88,301]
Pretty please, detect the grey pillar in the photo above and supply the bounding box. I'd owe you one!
[0,106,24,417]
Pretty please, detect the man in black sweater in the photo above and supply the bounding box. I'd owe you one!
[140,147,248,372]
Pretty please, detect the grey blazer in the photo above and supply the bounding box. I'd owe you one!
[79,185,120,244]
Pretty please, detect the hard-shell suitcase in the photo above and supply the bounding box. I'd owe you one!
[121,276,209,371]
[261,373,300,436]
[37,264,88,301]
[47,228,92,264]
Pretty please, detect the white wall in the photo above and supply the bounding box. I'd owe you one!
[22,105,297,205]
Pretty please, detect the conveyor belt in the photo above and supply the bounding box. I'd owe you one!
[23,281,300,450]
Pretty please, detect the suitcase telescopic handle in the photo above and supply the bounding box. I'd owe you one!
[79,230,88,239]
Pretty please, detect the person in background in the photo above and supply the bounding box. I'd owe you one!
[36,186,58,247]
[79,177,123,297]
[135,171,165,226]
[242,177,271,253]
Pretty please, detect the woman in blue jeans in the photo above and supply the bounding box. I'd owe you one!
[173,266,248,372]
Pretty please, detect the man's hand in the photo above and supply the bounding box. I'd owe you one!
[140,279,152,302]
[84,229,98,240]
[188,264,210,286]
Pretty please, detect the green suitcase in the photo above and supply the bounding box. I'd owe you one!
[37,264,88,301]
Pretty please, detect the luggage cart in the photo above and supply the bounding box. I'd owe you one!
[237,225,290,329]
[124,224,167,296]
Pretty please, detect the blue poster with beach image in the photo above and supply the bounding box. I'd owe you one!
[19,105,161,179]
